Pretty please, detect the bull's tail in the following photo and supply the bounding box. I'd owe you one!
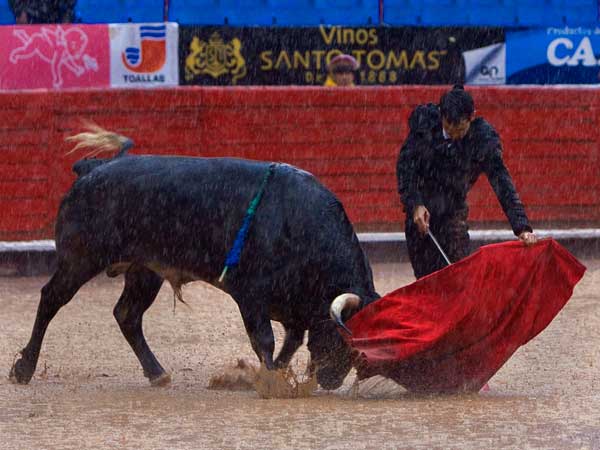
[66,121,134,177]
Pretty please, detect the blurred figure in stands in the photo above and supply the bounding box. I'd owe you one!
[10,0,76,24]
[438,36,465,85]
[324,54,359,87]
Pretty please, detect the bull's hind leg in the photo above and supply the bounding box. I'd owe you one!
[113,265,169,386]
[10,261,102,384]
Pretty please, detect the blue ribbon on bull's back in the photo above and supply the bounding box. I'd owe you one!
[219,164,275,283]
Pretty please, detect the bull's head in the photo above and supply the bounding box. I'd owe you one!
[307,293,362,390]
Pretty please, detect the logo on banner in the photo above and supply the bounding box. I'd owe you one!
[8,26,98,88]
[121,24,166,73]
[185,32,247,84]
[463,42,505,85]
[547,37,600,67]
[479,65,500,77]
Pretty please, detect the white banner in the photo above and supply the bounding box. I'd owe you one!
[109,22,179,87]
[463,42,506,86]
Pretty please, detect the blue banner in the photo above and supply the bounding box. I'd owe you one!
[507,27,600,84]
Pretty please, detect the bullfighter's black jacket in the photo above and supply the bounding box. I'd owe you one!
[396,103,532,236]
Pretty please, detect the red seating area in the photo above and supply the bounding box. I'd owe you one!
[1,86,598,240]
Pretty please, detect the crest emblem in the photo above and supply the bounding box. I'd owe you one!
[185,32,246,84]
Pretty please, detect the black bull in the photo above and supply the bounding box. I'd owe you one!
[10,150,380,389]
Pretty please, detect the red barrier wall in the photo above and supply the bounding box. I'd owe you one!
[1,86,599,240]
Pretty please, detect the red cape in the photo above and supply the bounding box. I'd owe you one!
[346,239,586,393]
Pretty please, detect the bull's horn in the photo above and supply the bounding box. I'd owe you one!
[330,293,361,336]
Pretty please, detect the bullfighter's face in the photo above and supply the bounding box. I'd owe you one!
[442,115,474,141]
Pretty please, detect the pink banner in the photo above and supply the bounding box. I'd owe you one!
[0,24,110,90]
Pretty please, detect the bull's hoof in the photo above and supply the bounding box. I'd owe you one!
[9,358,34,385]
[149,372,171,387]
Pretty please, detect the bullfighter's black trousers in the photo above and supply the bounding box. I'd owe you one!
[405,207,470,279]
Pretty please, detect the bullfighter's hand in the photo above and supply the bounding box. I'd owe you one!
[413,205,430,235]
[518,231,537,246]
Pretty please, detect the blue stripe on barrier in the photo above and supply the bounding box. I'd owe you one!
[140,32,167,38]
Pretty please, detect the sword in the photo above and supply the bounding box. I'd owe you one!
[427,229,452,266]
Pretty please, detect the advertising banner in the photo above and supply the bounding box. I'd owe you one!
[463,42,505,85]
[0,24,110,90]
[109,22,179,88]
[507,27,600,84]
[179,26,504,86]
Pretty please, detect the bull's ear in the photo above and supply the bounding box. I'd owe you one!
[330,293,361,335]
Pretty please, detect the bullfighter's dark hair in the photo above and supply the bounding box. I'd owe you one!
[439,84,475,125]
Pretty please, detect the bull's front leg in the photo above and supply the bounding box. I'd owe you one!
[274,327,304,369]
[238,302,275,369]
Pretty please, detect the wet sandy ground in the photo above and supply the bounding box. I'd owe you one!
[1,258,599,450]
